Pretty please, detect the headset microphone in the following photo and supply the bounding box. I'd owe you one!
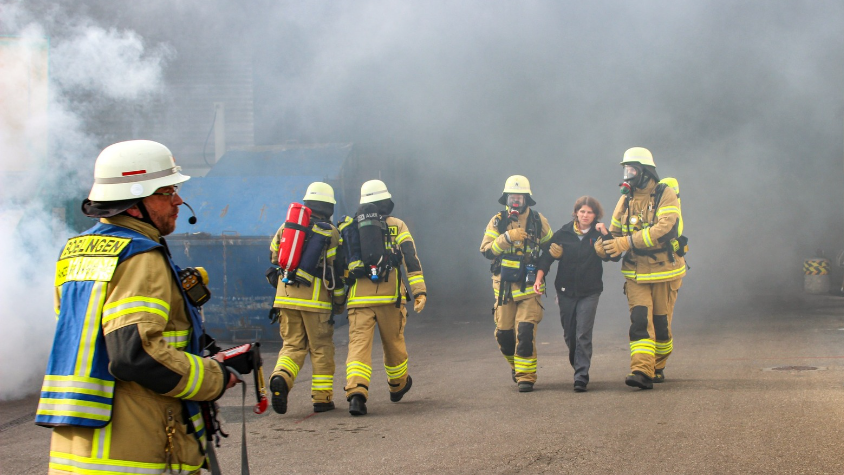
[183,202,198,224]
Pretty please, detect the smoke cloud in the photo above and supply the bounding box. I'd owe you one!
[0,2,172,400]
[3,1,843,398]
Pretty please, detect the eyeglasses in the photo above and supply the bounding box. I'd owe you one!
[152,186,180,197]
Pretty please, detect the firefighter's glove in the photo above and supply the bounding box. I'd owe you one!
[602,236,631,258]
[594,239,609,259]
[507,228,528,243]
[548,243,563,259]
[413,294,427,313]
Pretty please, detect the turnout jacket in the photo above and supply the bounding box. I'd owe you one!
[480,208,553,302]
[347,216,426,308]
[537,220,604,298]
[38,215,227,475]
[270,215,345,313]
[599,179,686,283]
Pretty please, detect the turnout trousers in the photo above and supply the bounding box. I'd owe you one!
[272,309,336,404]
[494,294,543,384]
[625,278,682,378]
[345,305,410,401]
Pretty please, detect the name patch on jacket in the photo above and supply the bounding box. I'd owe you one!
[55,235,131,285]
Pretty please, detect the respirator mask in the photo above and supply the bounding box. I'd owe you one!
[506,194,525,220]
[620,164,644,195]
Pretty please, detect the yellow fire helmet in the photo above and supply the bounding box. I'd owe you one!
[303,182,336,204]
[498,175,536,206]
[620,147,656,168]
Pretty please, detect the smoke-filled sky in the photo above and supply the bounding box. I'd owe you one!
[2,1,843,398]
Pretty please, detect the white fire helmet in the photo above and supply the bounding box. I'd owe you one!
[303,182,336,204]
[360,179,392,204]
[498,175,536,206]
[88,140,190,202]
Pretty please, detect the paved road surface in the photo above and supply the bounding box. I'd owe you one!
[3,295,844,474]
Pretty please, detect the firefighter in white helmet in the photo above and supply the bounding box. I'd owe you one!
[343,179,427,416]
[36,140,238,474]
[480,175,553,392]
[269,182,345,414]
[596,147,685,389]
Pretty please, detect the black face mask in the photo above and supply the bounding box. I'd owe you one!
[304,200,335,220]
[374,199,394,216]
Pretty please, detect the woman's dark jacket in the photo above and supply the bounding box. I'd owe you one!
[537,220,604,298]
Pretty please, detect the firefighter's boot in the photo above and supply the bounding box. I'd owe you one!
[390,376,412,402]
[625,371,653,390]
[653,368,665,383]
[349,394,367,416]
[314,402,335,412]
[270,376,289,414]
[518,381,534,392]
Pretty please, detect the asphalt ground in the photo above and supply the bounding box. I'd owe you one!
[3,294,844,474]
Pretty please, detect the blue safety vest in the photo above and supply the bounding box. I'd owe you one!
[36,222,206,439]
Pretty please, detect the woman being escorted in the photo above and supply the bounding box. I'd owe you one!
[534,196,608,392]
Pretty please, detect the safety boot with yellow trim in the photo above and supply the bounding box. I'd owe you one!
[653,368,665,383]
[270,376,289,414]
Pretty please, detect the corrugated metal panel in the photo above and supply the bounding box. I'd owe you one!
[174,143,352,235]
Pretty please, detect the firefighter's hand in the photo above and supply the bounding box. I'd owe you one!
[602,236,631,258]
[211,354,242,389]
[413,294,426,313]
[507,228,528,243]
[549,243,563,259]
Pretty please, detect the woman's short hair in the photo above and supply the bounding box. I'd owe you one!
[572,196,604,221]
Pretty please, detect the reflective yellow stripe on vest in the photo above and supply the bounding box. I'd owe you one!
[41,375,115,399]
[37,398,111,422]
[77,282,107,376]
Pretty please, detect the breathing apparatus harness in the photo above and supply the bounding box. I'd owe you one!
[363,212,405,308]
[619,178,688,265]
[265,215,339,324]
[491,206,542,307]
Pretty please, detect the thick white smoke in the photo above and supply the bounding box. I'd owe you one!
[0,3,172,400]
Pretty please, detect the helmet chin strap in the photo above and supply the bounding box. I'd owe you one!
[135,201,160,231]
